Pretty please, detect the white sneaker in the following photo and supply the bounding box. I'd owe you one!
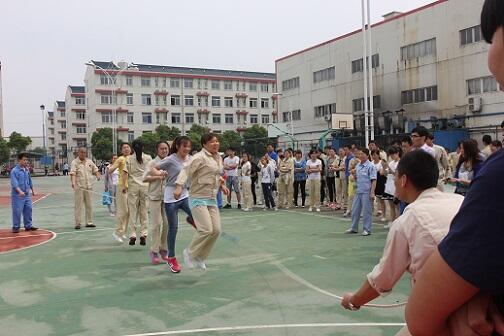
[183,248,195,269]
[343,211,350,217]
[122,234,127,240]
[273,207,278,211]
[380,217,387,222]
[362,230,371,236]
[316,208,321,212]
[285,206,290,210]
[308,207,313,212]
[243,208,250,212]
[112,232,123,243]
[195,259,207,270]
[109,213,116,217]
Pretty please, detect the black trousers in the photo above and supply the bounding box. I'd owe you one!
[293,180,306,206]
[326,176,336,202]
[320,179,326,203]
[261,183,276,208]
[251,176,258,205]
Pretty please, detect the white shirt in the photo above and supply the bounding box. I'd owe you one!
[384,160,398,196]
[241,161,251,183]
[419,143,435,157]
[367,188,464,295]
[224,156,240,177]
[111,168,119,186]
[306,159,322,180]
[261,163,275,183]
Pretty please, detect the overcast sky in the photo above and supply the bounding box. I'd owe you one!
[1,0,434,136]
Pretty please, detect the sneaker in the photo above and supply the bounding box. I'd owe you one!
[243,208,250,212]
[85,223,96,228]
[12,229,19,234]
[285,206,290,210]
[112,232,124,243]
[345,229,358,234]
[139,236,146,246]
[74,224,81,230]
[294,205,299,208]
[159,249,170,262]
[186,216,196,229]
[376,210,383,217]
[362,230,371,236]
[122,234,127,240]
[129,237,136,245]
[183,248,195,269]
[263,207,269,211]
[167,257,182,273]
[237,204,242,209]
[195,259,207,270]
[273,207,278,211]
[380,217,387,222]
[223,204,232,209]
[342,211,350,218]
[316,208,321,212]
[301,205,306,208]
[308,207,313,212]
[109,213,115,217]
[150,252,161,265]
[25,226,38,231]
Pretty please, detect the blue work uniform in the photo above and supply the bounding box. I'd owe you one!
[350,160,377,233]
[10,165,34,230]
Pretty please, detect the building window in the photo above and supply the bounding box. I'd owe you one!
[60,111,66,118]
[126,76,133,86]
[313,66,336,83]
[126,93,133,105]
[141,94,152,105]
[282,112,290,122]
[224,97,233,108]
[184,78,193,89]
[282,77,300,91]
[156,112,167,124]
[261,114,270,124]
[127,112,134,124]
[61,121,66,129]
[249,82,257,91]
[141,77,151,87]
[401,86,438,105]
[212,114,221,124]
[171,95,180,106]
[76,111,86,120]
[171,113,181,124]
[75,97,85,105]
[460,25,482,46]
[250,114,258,124]
[101,94,113,105]
[292,109,301,121]
[212,96,221,107]
[249,98,258,108]
[155,96,160,106]
[314,103,336,118]
[401,38,436,60]
[61,133,67,141]
[102,112,113,124]
[260,83,269,92]
[128,131,135,142]
[186,113,194,124]
[211,80,220,90]
[170,78,180,88]
[352,95,382,112]
[260,98,269,108]
[76,140,86,147]
[467,76,498,95]
[351,54,379,73]
[185,95,194,106]
[142,112,152,124]
[154,77,159,87]
[162,78,167,87]
[224,80,233,90]
[100,74,115,85]
[76,126,87,134]
[225,114,234,124]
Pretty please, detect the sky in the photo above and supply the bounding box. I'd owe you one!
[0,0,434,137]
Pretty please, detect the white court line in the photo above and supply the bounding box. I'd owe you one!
[32,193,52,204]
[281,209,389,227]
[273,262,407,309]
[313,255,327,260]
[0,230,57,255]
[121,322,406,336]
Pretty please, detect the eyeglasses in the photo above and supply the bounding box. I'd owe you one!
[411,134,420,138]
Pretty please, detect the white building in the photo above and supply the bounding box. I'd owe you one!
[275,0,504,147]
[83,61,276,146]
[65,85,86,155]
[0,61,4,137]
[46,100,67,160]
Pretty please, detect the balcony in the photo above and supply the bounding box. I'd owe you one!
[115,88,128,94]
[71,93,85,97]
[71,108,86,112]
[117,127,129,132]
[235,93,248,98]
[196,91,210,97]
[271,94,279,100]
[272,111,278,116]
[154,90,169,96]
[116,107,128,113]
[197,108,210,114]
[236,126,247,132]
[155,107,169,113]
[96,108,113,113]
[236,110,248,116]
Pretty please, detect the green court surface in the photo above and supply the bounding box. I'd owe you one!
[0,177,410,336]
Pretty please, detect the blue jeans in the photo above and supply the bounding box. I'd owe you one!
[164,198,193,258]
[12,194,32,230]
[351,193,372,233]
[217,190,223,208]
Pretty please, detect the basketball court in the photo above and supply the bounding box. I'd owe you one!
[0,176,410,336]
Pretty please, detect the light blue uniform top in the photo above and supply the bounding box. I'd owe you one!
[355,160,377,194]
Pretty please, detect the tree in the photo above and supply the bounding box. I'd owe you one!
[219,130,243,152]
[156,125,181,141]
[242,125,271,159]
[187,124,211,152]
[31,147,46,155]
[138,132,160,157]
[8,132,32,153]
[90,128,113,161]
[0,137,10,163]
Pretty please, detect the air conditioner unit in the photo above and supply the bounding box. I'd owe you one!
[468,97,482,113]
